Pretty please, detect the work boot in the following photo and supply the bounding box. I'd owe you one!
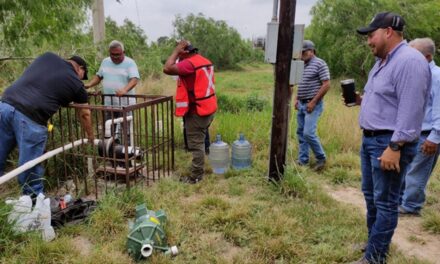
[313,159,326,171]
[294,159,308,166]
[398,205,420,216]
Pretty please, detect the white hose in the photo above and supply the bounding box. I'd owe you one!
[0,139,100,186]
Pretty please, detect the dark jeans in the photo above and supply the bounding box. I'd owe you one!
[360,134,417,263]
[0,102,47,195]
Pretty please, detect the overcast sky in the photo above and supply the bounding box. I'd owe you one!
[104,0,318,42]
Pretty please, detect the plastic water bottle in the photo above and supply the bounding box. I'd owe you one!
[231,133,252,169]
[209,134,230,174]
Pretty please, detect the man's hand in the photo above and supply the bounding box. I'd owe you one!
[378,147,401,172]
[306,101,316,113]
[115,88,127,97]
[294,99,299,110]
[421,139,438,155]
[174,40,189,55]
[342,92,362,107]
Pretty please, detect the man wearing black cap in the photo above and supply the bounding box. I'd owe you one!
[349,12,431,264]
[295,39,331,171]
[163,40,217,184]
[0,52,94,196]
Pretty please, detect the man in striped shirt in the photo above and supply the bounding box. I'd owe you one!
[295,40,331,171]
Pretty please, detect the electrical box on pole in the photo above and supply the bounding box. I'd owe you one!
[264,24,305,85]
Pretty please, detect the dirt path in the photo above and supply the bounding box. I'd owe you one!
[326,186,440,264]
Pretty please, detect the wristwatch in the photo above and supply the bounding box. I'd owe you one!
[389,142,403,151]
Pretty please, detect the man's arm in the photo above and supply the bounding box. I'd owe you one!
[306,80,330,113]
[115,77,138,97]
[423,74,440,155]
[84,75,102,89]
[163,40,188,75]
[77,105,94,142]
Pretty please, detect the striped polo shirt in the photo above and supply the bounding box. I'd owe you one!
[97,56,140,106]
[297,56,330,100]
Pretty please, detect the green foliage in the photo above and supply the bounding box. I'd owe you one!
[216,93,269,114]
[173,13,263,70]
[307,0,440,84]
[0,0,92,55]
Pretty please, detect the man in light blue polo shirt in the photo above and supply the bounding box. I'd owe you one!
[86,40,140,108]
[399,38,440,216]
[349,12,431,264]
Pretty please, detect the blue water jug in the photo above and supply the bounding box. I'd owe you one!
[209,134,230,174]
[231,133,251,169]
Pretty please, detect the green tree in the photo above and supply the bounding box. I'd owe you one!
[306,0,440,85]
[0,0,91,56]
[172,13,262,70]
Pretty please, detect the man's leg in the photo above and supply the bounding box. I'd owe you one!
[363,135,417,263]
[401,136,439,213]
[296,102,309,164]
[0,102,17,175]
[360,136,376,239]
[185,113,213,181]
[14,110,48,195]
[303,101,326,162]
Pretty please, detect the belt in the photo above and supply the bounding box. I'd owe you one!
[363,129,394,137]
[299,98,313,104]
[421,130,431,136]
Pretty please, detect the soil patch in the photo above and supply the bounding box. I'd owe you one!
[327,185,440,264]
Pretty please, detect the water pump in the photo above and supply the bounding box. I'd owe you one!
[126,204,178,261]
[97,137,142,167]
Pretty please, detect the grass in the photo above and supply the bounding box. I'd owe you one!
[1,63,439,263]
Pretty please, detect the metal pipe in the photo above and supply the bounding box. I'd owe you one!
[0,139,100,186]
[272,0,279,21]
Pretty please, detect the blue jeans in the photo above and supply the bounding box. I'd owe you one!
[400,134,440,213]
[296,100,326,163]
[0,102,48,195]
[360,134,417,263]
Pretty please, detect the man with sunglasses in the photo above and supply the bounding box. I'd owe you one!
[0,52,94,196]
[350,12,431,264]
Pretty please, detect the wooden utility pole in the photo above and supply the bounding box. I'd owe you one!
[268,0,297,181]
[92,0,105,45]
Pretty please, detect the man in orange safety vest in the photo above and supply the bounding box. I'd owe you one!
[163,40,217,184]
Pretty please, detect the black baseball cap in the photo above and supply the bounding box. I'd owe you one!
[68,55,88,80]
[185,44,198,53]
[357,12,405,35]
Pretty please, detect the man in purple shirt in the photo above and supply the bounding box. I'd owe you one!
[349,12,431,264]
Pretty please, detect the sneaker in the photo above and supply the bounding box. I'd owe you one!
[398,205,420,216]
[313,159,326,171]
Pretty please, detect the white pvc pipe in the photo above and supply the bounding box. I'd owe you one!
[0,139,100,186]
[140,244,153,258]
[104,116,133,138]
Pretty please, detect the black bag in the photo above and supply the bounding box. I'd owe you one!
[51,198,97,228]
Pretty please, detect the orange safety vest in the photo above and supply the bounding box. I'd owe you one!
[175,54,217,117]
